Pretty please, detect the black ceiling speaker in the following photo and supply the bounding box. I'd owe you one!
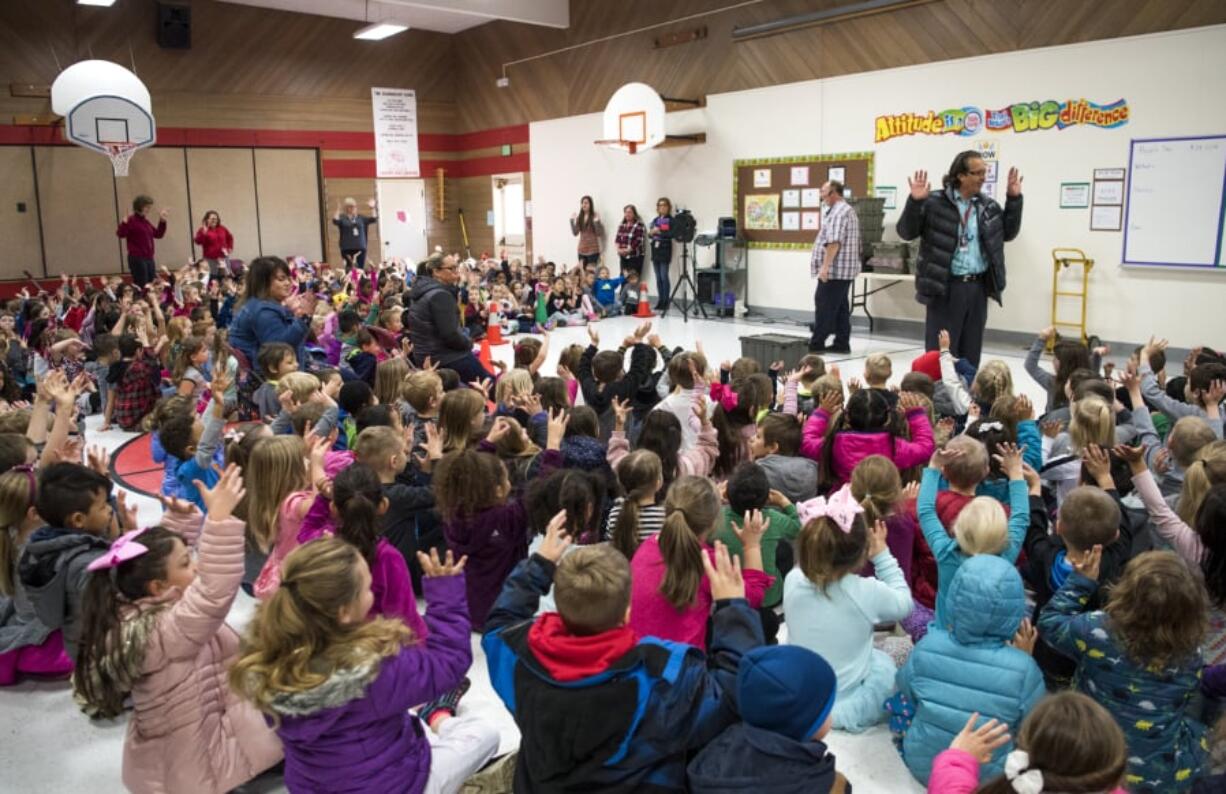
[156,2,191,50]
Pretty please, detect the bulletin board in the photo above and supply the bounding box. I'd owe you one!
[732,152,874,250]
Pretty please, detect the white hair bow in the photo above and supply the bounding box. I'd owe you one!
[1005,750,1043,794]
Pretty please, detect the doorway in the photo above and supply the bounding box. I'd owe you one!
[376,178,428,263]
[492,173,526,262]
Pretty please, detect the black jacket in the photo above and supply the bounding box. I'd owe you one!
[687,722,846,794]
[577,343,657,440]
[482,555,764,793]
[896,188,1023,306]
[406,275,469,367]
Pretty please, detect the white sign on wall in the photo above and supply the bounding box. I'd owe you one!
[371,87,420,178]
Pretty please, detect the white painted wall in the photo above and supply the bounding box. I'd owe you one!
[530,25,1226,348]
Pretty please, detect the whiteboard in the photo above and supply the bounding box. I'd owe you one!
[1123,135,1226,269]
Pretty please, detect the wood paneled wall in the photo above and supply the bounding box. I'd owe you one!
[450,0,1226,131]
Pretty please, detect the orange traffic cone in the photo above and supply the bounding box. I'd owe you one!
[478,337,494,371]
[634,283,654,318]
[486,302,505,346]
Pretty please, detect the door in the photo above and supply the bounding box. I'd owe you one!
[376,179,428,263]
[492,173,526,261]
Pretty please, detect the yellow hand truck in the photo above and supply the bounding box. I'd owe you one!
[1050,248,1094,346]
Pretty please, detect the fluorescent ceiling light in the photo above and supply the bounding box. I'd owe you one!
[354,22,408,40]
[77,0,118,6]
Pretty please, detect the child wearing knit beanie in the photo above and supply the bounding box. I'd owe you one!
[687,645,849,793]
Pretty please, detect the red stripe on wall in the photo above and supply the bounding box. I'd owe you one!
[323,152,530,179]
[0,124,527,152]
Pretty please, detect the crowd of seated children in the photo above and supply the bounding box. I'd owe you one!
[6,250,1226,794]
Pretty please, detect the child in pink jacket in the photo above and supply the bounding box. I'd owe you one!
[801,388,935,489]
[928,691,1128,794]
[629,475,773,649]
[72,466,282,793]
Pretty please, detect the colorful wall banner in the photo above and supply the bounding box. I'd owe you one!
[874,98,1129,143]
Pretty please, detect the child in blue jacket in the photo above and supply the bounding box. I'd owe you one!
[895,554,1045,785]
[483,520,763,792]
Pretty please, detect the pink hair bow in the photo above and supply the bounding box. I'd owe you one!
[87,528,150,573]
[709,382,739,412]
[796,484,864,533]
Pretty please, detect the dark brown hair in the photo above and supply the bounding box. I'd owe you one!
[796,513,869,593]
[975,692,1127,793]
[611,450,662,559]
[433,449,507,521]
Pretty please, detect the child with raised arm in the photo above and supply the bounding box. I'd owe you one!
[73,466,283,792]
[918,440,1029,629]
[483,513,764,791]
[231,539,497,794]
[1038,549,1209,791]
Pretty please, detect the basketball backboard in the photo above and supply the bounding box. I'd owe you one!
[51,60,156,175]
[599,83,665,154]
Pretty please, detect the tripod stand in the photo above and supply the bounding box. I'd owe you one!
[665,241,707,323]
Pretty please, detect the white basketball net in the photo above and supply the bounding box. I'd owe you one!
[104,142,139,177]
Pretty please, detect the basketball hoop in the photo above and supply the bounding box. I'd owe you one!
[593,139,639,155]
[104,142,139,177]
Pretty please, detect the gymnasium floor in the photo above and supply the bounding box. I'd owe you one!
[1,313,1055,794]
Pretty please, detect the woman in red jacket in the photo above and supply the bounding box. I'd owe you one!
[116,195,167,289]
[194,210,234,278]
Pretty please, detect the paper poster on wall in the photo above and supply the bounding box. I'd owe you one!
[1060,183,1091,208]
[827,166,846,183]
[371,87,420,178]
[781,189,800,208]
[801,211,820,230]
[1094,168,1126,180]
[801,188,821,207]
[875,185,897,209]
[781,212,800,231]
[874,98,1130,143]
[1090,205,1122,231]
[524,200,533,218]
[753,169,772,188]
[985,161,999,182]
[982,181,997,199]
[486,210,495,227]
[744,194,780,230]
[790,166,810,185]
[1092,181,1123,205]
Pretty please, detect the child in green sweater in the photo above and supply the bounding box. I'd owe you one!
[714,462,801,643]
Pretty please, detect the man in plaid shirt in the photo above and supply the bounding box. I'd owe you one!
[808,180,861,354]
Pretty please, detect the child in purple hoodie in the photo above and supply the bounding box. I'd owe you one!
[434,410,566,630]
[231,537,497,794]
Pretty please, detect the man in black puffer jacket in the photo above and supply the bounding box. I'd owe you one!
[406,253,493,383]
[897,150,1023,367]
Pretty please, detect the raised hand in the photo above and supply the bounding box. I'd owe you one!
[416,548,467,577]
[692,396,712,428]
[611,397,631,431]
[197,463,245,522]
[908,170,930,201]
[1038,326,1056,343]
[1080,444,1113,486]
[1010,618,1038,655]
[1021,462,1042,495]
[732,509,770,549]
[819,389,844,416]
[486,416,513,445]
[701,541,745,601]
[1006,167,1023,198]
[115,490,139,531]
[950,713,1012,764]
[867,519,889,557]
[931,444,964,469]
[1040,418,1064,439]
[1071,543,1103,581]
[546,407,568,451]
[992,441,1025,480]
[587,325,600,347]
[938,329,951,352]
[1111,443,1147,475]
[1014,394,1035,421]
[536,509,572,563]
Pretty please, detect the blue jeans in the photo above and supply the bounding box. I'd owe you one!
[653,258,671,306]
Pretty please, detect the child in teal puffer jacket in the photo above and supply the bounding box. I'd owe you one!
[893,554,1045,785]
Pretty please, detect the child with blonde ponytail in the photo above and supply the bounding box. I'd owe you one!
[629,475,773,649]
[0,466,73,685]
[231,538,499,794]
[248,432,329,597]
[73,466,282,793]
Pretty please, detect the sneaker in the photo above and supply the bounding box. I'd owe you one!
[418,677,471,725]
